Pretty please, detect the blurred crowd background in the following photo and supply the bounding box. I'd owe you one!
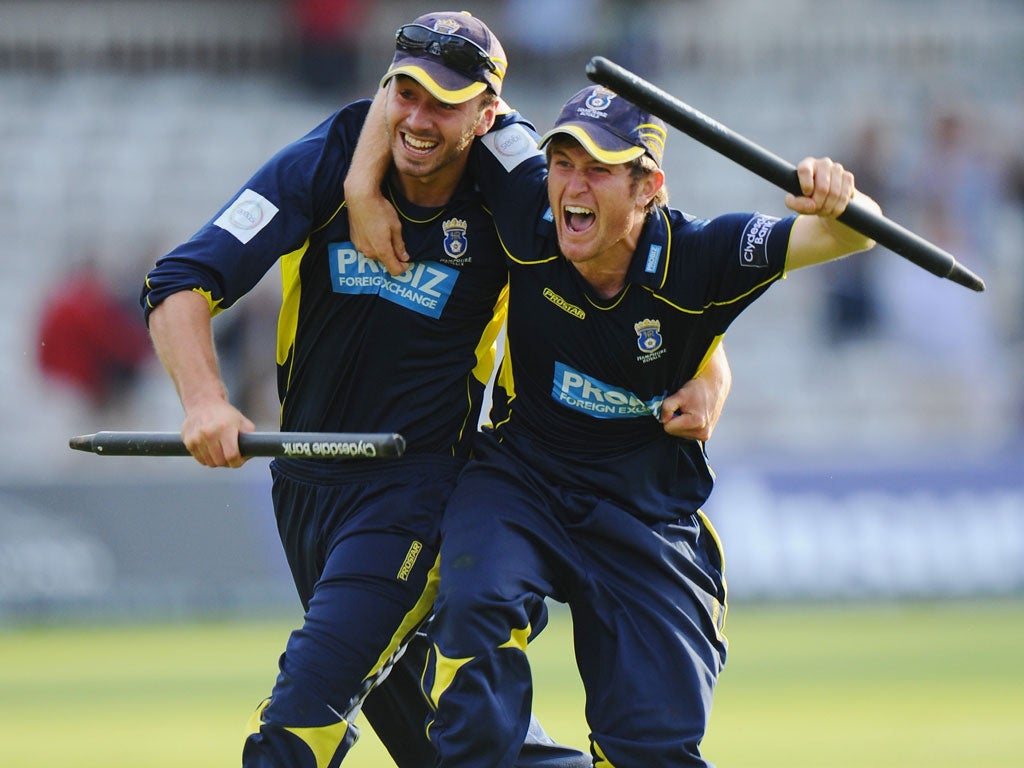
[2,0,1023,621]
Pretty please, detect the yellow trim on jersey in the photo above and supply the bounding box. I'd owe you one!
[192,286,225,316]
[452,283,509,450]
[642,287,699,314]
[273,202,348,422]
[491,328,515,429]
[388,186,448,224]
[545,207,672,308]
[276,240,308,368]
[693,334,725,378]
[584,284,630,310]
[703,273,782,308]
[314,201,347,234]
[654,207,672,291]
[482,200,561,265]
[506,251,559,266]
[472,283,508,385]
[490,221,560,266]
[643,271,781,314]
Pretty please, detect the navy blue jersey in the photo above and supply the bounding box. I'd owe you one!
[471,122,795,520]
[142,101,511,461]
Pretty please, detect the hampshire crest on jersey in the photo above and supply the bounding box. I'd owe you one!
[442,217,468,259]
[634,318,663,353]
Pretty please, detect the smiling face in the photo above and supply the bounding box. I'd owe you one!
[383,75,496,206]
[546,139,663,277]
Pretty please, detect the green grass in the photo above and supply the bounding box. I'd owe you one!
[702,600,1024,767]
[1,600,1022,767]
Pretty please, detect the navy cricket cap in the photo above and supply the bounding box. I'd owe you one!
[381,11,507,104]
[539,85,667,167]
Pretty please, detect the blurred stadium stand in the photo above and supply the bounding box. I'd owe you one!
[1,0,1022,618]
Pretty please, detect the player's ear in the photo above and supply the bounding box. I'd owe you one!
[473,96,498,137]
[637,168,665,208]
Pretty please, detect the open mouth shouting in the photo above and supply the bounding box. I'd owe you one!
[564,204,595,233]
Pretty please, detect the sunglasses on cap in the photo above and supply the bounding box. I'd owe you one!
[395,24,498,79]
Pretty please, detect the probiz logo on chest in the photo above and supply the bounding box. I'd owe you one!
[329,242,457,319]
[552,362,662,420]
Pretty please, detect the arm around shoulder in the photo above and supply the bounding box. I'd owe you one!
[344,86,409,275]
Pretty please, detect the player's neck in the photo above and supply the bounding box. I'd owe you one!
[571,248,631,299]
[389,157,468,209]
[567,225,640,299]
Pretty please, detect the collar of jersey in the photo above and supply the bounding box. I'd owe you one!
[625,206,671,291]
[382,173,477,224]
[384,182,446,224]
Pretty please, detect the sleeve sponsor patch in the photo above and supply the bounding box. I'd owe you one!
[214,188,279,244]
[738,214,780,268]
[480,123,544,172]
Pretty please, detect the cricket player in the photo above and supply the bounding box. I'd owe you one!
[347,83,879,767]
[140,10,729,768]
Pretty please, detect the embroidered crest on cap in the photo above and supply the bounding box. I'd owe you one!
[579,86,615,119]
[585,87,614,110]
[432,18,462,34]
